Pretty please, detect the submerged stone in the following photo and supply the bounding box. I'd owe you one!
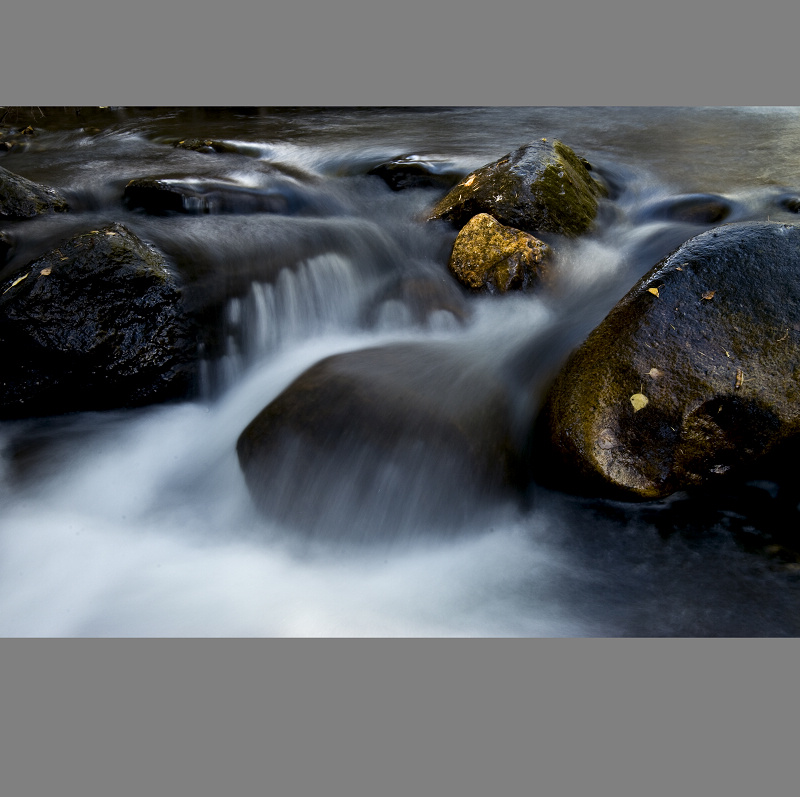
[368,155,462,191]
[0,222,197,418]
[174,138,245,155]
[123,176,305,215]
[427,139,607,237]
[448,213,552,293]
[534,221,800,500]
[635,193,733,226]
[237,342,523,540]
[0,165,69,219]
[123,169,327,216]
[364,270,471,328]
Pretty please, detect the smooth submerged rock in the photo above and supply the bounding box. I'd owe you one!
[636,193,733,226]
[364,270,471,328]
[174,138,245,155]
[0,165,69,219]
[534,221,800,500]
[124,176,307,216]
[779,195,800,214]
[368,155,462,191]
[237,343,522,539]
[448,213,552,293]
[0,231,10,262]
[428,139,606,237]
[0,222,197,418]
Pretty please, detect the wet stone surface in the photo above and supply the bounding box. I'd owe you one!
[534,221,800,502]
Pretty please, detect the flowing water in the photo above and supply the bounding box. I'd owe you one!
[2,106,800,636]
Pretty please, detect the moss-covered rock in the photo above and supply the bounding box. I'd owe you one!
[237,342,523,539]
[368,155,462,191]
[427,140,606,237]
[448,213,552,293]
[533,221,800,500]
[0,165,69,219]
[0,222,197,418]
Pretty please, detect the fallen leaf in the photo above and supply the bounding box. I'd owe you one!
[463,175,475,187]
[735,369,744,389]
[105,231,117,236]
[702,290,715,300]
[40,267,51,276]
[676,267,683,271]
[630,393,649,412]
[647,287,660,298]
[648,368,662,378]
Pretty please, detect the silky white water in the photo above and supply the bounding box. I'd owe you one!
[2,107,800,636]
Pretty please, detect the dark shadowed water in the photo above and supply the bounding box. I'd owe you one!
[1,106,799,636]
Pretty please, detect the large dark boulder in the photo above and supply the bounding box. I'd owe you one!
[237,342,523,540]
[427,139,606,237]
[0,165,69,219]
[533,221,800,500]
[0,222,197,418]
[448,213,552,293]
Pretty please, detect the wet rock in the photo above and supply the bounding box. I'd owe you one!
[368,155,463,191]
[364,269,471,328]
[124,176,305,215]
[779,195,800,214]
[427,139,607,236]
[448,213,552,293]
[534,221,800,500]
[636,193,733,225]
[0,222,198,418]
[174,138,245,155]
[0,165,69,219]
[237,342,523,539]
[0,231,10,262]
[123,173,322,216]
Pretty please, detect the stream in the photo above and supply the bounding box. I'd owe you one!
[1,106,799,636]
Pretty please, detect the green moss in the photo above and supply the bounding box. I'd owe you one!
[428,139,606,237]
[537,222,800,500]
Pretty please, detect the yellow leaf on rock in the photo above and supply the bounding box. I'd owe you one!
[630,393,649,412]
[648,287,659,297]
[702,290,715,300]
[40,267,52,276]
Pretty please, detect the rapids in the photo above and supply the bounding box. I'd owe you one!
[1,106,799,636]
